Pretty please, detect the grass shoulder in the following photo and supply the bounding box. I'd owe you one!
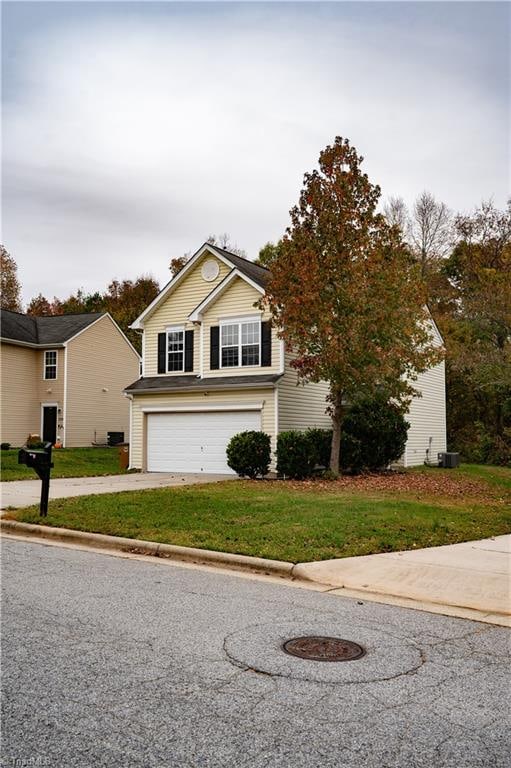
[9,465,510,563]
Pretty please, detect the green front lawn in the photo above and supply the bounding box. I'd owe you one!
[9,465,511,562]
[0,447,129,482]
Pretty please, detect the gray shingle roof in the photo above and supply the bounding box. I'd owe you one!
[206,244,270,288]
[0,311,37,344]
[0,309,104,345]
[125,373,281,393]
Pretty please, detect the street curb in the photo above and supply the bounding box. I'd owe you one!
[0,519,295,578]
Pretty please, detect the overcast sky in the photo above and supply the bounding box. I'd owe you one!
[2,1,509,306]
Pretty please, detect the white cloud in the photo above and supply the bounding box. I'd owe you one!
[2,4,508,304]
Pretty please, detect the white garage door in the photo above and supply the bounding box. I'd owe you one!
[146,410,261,473]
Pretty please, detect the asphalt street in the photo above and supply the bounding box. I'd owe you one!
[2,538,510,768]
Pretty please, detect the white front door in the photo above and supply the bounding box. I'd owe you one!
[146,410,261,473]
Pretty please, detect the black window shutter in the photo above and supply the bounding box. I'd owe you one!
[157,332,166,374]
[261,321,272,366]
[184,330,194,372]
[210,326,220,369]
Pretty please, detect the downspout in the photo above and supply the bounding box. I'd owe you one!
[199,320,204,378]
[62,343,68,447]
[124,393,133,469]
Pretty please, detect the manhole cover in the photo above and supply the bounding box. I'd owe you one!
[282,636,365,662]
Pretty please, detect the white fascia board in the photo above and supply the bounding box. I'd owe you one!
[188,269,265,322]
[141,402,264,413]
[0,338,64,349]
[188,270,237,321]
[130,244,236,330]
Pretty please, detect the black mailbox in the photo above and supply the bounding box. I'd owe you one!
[18,442,54,516]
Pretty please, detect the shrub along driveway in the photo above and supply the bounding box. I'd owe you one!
[9,465,510,563]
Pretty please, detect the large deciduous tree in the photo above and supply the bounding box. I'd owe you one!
[1,246,22,312]
[263,137,443,471]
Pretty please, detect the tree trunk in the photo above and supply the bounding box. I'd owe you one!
[329,395,343,473]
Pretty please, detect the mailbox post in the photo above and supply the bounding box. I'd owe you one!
[18,442,54,516]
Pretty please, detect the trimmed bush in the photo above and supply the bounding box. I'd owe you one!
[276,430,319,479]
[305,428,333,468]
[340,395,409,472]
[226,431,271,479]
[276,397,409,479]
[1,443,11,451]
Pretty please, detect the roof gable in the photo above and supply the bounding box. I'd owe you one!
[130,243,270,329]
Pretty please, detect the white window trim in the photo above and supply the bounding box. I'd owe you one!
[43,350,58,380]
[166,325,185,374]
[219,316,261,370]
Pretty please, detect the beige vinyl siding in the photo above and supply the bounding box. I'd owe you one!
[144,256,230,377]
[402,319,446,467]
[130,387,277,470]
[0,343,40,446]
[278,350,331,432]
[203,277,281,377]
[404,360,446,467]
[65,315,140,447]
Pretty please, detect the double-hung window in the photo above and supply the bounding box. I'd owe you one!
[167,327,184,372]
[44,350,57,380]
[221,318,260,368]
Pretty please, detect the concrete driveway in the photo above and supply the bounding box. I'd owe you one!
[0,471,235,509]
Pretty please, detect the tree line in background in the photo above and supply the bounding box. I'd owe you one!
[1,138,509,465]
[381,193,510,465]
[259,184,510,466]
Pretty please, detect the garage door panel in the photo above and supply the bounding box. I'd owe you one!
[146,410,261,473]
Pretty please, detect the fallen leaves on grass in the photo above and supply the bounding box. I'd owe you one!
[266,471,504,503]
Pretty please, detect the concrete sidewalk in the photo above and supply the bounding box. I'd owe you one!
[0,472,235,509]
[294,534,511,623]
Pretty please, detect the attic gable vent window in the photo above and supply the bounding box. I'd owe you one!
[44,350,57,380]
[202,259,220,282]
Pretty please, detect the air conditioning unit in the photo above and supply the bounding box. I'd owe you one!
[438,452,460,468]
[107,431,125,446]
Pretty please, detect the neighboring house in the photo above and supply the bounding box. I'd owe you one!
[0,310,140,447]
[126,243,446,473]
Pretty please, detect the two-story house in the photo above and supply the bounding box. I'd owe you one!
[126,243,446,473]
[0,310,140,447]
